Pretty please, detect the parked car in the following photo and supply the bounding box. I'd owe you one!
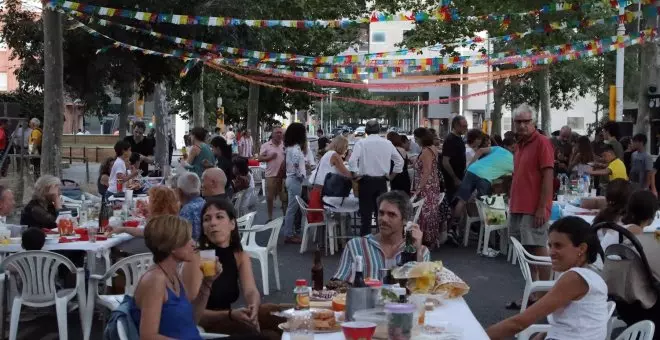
[387,126,403,133]
[354,126,366,137]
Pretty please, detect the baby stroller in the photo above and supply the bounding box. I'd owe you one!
[594,222,660,339]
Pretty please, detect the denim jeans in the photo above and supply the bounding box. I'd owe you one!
[282,176,303,238]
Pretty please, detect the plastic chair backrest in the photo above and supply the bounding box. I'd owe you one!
[237,212,256,245]
[250,167,264,182]
[100,253,153,296]
[411,198,425,224]
[615,320,655,340]
[510,236,534,284]
[265,217,285,251]
[1,250,77,302]
[233,190,246,217]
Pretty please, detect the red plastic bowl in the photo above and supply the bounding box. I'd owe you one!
[341,321,377,340]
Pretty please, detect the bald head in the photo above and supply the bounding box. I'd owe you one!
[201,168,227,197]
[559,126,572,142]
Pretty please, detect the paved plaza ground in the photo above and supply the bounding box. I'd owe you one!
[8,163,524,339]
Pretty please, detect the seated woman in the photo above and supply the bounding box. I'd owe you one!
[183,198,287,340]
[107,186,180,238]
[126,153,145,194]
[231,157,257,213]
[97,158,114,197]
[20,175,62,229]
[129,215,221,340]
[487,216,608,340]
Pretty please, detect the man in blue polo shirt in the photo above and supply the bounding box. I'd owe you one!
[451,136,515,224]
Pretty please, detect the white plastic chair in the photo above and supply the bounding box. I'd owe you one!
[249,166,266,196]
[411,197,425,224]
[295,196,326,254]
[117,319,229,339]
[242,217,283,295]
[237,212,257,245]
[232,190,246,217]
[82,254,154,339]
[462,199,481,247]
[1,251,87,340]
[509,237,554,312]
[475,199,509,256]
[615,320,655,340]
[517,301,616,340]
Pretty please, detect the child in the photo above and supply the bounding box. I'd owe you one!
[21,227,46,251]
[588,144,628,181]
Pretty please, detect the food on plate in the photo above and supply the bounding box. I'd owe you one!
[312,309,337,330]
[326,279,350,293]
[391,262,469,297]
[431,267,470,298]
[311,289,337,301]
[331,293,346,312]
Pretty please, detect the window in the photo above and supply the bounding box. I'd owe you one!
[371,32,386,43]
[0,73,7,92]
[567,117,584,130]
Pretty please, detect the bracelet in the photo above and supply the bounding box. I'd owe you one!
[227,308,233,320]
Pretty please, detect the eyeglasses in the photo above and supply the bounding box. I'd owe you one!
[514,119,532,125]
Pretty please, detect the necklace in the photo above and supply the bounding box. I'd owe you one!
[157,263,177,288]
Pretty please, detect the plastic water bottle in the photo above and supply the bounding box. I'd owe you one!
[583,175,591,197]
[577,176,585,196]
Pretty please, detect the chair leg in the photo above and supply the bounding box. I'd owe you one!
[328,219,336,256]
[259,253,270,296]
[8,298,21,340]
[272,251,281,291]
[300,224,309,254]
[477,224,484,254]
[482,227,492,256]
[462,218,471,247]
[55,298,69,340]
[520,285,532,312]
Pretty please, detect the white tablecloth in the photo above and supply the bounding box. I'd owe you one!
[281,298,489,340]
[0,233,133,253]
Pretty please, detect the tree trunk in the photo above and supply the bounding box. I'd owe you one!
[491,78,505,135]
[192,67,205,129]
[635,6,658,135]
[536,68,552,134]
[154,83,169,177]
[118,82,133,139]
[41,8,64,176]
[247,83,260,153]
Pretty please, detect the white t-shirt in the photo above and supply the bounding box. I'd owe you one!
[312,151,340,186]
[108,158,127,194]
[465,146,476,166]
[225,131,235,145]
[547,267,609,340]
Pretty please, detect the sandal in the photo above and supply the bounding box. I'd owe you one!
[505,299,537,310]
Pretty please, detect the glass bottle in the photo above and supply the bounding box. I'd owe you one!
[311,250,324,291]
[353,255,367,288]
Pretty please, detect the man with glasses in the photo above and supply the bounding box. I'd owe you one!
[124,121,154,175]
[508,104,554,302]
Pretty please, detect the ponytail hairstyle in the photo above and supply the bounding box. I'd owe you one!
[621,190,658,226]
[593,179,631,225]
[549,216,603,264]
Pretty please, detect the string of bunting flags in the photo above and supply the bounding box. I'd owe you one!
[47,0,653,29]
[205,62,498,107]
[63,7,651,67]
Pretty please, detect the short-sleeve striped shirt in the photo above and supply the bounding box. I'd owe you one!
[332,234,431,282]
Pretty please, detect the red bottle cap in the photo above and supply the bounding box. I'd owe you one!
[295,279,307,286]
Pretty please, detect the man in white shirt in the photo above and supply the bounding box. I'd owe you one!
[349,120,404,235]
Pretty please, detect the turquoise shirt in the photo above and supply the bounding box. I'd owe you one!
[467,146,514,183]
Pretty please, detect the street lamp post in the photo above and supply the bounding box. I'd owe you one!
[615,2,625,122]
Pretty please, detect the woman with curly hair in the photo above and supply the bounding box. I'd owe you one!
[107,186,180,237]
[97,157,115,196]
[282,123,308,244]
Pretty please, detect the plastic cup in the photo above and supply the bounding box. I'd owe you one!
[199,250,216,277]
[88,226,98,243]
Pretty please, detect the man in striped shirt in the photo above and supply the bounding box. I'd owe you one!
[332,191,431,283]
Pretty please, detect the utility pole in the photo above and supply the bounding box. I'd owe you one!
[615,2,626,122]
[41,7,64,176]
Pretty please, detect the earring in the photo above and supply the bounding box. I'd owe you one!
[578,252,583,257]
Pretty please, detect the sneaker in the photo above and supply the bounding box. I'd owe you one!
[446,230,459,246]
[481,248,500,258]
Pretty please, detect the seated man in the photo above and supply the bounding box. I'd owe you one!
[177,172,206,241]
[452,136,516,223]
[202,167,228,201]
[332,191,430,283]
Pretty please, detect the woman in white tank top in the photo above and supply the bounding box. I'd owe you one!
[311,136,352,188]
[487,216,608,340]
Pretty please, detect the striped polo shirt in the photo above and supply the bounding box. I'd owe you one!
[332,234,431,282]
